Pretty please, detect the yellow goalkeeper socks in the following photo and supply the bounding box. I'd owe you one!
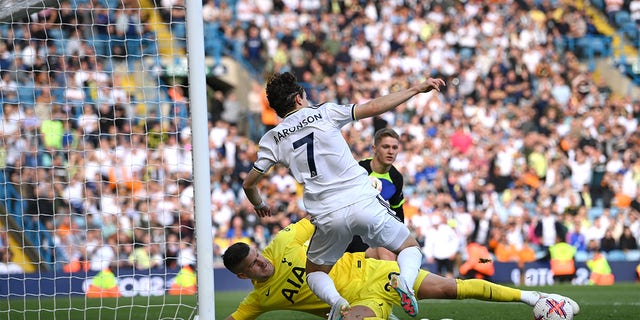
[455,279,521,303]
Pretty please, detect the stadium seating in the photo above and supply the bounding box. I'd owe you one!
[0,171,59,270]
[588,207,604,221]
[17,85,36,107]
[621,23,639,45]
[606,250,627,262]
[591,0,605,11]
[625,250,640,261]
[615,11,632,28]
[588,1,640,81]
[575,251,589,262]
[2,0,639,277]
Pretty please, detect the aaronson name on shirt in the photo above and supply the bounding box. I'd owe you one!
[273,113,322,144]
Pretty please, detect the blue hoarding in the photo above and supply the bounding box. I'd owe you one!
[0,262,637,298]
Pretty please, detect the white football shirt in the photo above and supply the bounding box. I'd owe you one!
[253,103,378,216]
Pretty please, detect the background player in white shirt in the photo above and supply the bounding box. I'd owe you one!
[242,72,445,318]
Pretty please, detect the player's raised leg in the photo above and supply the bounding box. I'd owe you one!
[306,218,354,320]
[353,196,423,317]
[389,237,422,317]
[307,264,351,320]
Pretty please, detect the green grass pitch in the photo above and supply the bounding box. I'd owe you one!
[1,283,638,319]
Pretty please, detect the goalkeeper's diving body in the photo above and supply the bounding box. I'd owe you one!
[222,218,580,320]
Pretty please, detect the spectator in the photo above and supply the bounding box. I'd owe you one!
[114,241,134,269]
[459,240,494,280]
[0,248,23,274]
[231,148,253,192]
[243,24,265,72]
[469,209,494,247]
[164,233,180,269]
[569,149,593,191]
[567,220,587,252]
[631,0,640,24]
[269,164,297,195]
[220,91,241,126]
[0,72,18,98]
[534,204,567,259]
[227,222,253,249]
[246,82,266,142]
[159,132,192,180]
[128,233,163,270]
[235,0,258,28]
[176,240,196,267]
[619,225,639,251]
[0,226,6,253]
[213,227,231,257]
[494,229,519,263]
[211,180,236,207]
[584,217,607,245]
[0,102,21,141]
[89,232,116,271]
[600,228,618,253]
[604,0,625,27]
[422,214,460,279]
[251,224,269,251]
[226,215,248,239]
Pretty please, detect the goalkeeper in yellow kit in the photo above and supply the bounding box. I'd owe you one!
[222,219,580,320]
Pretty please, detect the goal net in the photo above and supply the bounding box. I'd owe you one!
[0,0,203,318]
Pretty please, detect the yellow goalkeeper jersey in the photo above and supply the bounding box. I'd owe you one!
[230,219,428,319]
[231,219,329,319]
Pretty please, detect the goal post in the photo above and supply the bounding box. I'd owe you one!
[184,0,215,319]
[0,0,214,319]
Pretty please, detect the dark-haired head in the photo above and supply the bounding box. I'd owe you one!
[222,242,250,274]
[265,72,304,118]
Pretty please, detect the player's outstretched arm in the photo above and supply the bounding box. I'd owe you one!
[354,77,445,120]
[242,168,272,217]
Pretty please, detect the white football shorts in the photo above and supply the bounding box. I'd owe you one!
[306,195,409,265]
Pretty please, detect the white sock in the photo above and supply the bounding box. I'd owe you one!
[307,271,343,306]
[520,291,542,306]
[397,246,422,293]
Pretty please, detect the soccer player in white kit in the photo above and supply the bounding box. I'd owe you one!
[242,72,446,319]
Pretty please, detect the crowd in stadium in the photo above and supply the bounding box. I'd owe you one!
[1,0,640,276]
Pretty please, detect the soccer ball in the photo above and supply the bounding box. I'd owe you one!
[533,294,574,320]
[369,176,382,192]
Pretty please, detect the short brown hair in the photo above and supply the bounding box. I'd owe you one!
[373,128,400,146]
